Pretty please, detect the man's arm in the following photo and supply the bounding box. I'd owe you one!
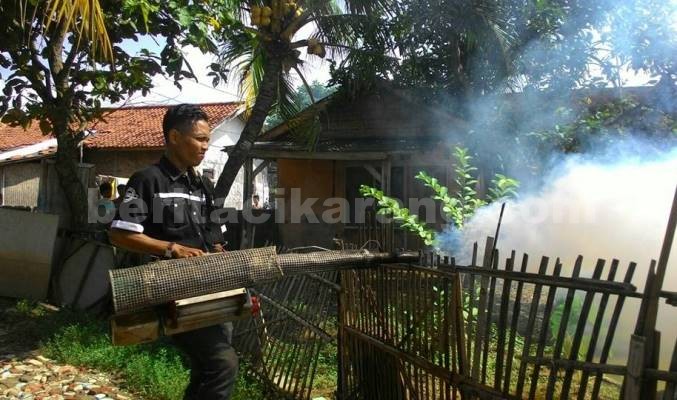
[109,229,205,258]
[109,172,204,259]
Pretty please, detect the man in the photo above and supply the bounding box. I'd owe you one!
[252,194,262,210]
[113,183,126,209]
[109,104,238,399]
[97,181,116,220]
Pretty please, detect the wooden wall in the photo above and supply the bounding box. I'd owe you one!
[320,93,465,140]
[1,161,42,208]
[276,159,336,222]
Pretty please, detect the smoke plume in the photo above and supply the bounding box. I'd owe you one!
[444,141,677,366]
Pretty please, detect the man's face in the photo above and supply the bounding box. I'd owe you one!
[170,119,211,167]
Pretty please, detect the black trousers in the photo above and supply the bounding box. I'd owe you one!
[172,322,239,400]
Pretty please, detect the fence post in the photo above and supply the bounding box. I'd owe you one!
[625,186,677,396]
[453,272,468,378]
[624,334,646,400]
[336,270,345,400]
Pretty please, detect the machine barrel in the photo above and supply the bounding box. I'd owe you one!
[109,247,418,314]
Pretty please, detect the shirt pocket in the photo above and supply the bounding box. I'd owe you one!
[160,197,193,233]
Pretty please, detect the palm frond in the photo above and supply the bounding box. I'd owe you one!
[240,47,266,117]
[313,13,393,58]
[218,25,262,115]
[275,71,300,119]
[221,0,250,22]
[302,0,341,16]
[294,66,316,104]
[43,0,113,61]
[342,0,395,16]
[276,72,322,149]
[220,28,258,68]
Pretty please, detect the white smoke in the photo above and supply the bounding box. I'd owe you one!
[443,141,677,366]
[423,0,677,372]
[457,146,677,282]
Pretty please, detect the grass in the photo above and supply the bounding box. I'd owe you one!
[311,342,338,399]
[4,300,267,400]
[4,290,622,400]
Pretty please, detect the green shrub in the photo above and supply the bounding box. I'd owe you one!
[360,146,519,246]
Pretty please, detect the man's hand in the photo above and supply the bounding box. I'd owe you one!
[212,243,227,253]
[171,244,205,258]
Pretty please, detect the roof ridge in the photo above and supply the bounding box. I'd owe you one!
[102,101,243,111]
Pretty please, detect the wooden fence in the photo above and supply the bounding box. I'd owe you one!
[234,247,340,399]
[233,241,674,399]
[338,236,674,399]
[235,190,677,399]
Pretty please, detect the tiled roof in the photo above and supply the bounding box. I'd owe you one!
[0,123,46,151]
[0,102,241,151]
[85,103,241,149]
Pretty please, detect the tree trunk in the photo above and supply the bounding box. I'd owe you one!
[43,20,88,228]
[213,57,283,203]
[54,127,88,228]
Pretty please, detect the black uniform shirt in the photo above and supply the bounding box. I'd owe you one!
[111,156,223,251]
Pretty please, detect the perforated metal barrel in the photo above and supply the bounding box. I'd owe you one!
[110,248,416,314]
[276,249,374,274]
[109,247,280,314]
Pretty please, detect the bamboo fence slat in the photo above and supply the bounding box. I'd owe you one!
[575,259,619,400]
[591,262,637,399]
[232,230,676,400]
[663,338,677,399]
[528,259,562,400]
[503,253,528,394]
[515,256,550,397]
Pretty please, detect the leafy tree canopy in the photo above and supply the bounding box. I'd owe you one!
[0,0,224,226]
[0,0,224,131]
[332,0,675,97]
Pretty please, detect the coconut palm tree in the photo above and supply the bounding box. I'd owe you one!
[210,0,396,201]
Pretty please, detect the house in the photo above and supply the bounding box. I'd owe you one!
[239,87,470,250]
[0,102,268,210]
[0,137,57,208]
[244,84,670,250]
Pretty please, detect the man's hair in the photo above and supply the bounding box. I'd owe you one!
[162,104,209,143]
[100,182,114,198]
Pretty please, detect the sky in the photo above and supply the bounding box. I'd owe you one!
[111,31,655,107]
[114,30,333,107]
[0,26,658,108]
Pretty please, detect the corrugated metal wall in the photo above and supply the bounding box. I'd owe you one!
[1,162,42,208]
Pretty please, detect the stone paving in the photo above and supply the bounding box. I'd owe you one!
[0,355,134,400]
[0,299,138,400]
